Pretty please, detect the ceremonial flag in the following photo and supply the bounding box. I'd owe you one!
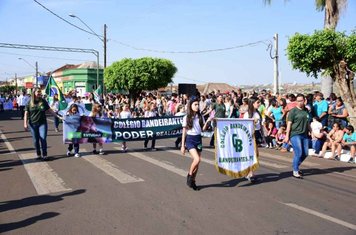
[45,76,67,110]
[215,118,259,178]
[93,85,102,103]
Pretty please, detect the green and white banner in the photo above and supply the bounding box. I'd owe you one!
[215,118,259,178]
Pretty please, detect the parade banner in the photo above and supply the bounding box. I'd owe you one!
[63,115,184,144]
[215,118,259,178]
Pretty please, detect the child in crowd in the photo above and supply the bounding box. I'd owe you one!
[320,122,344,159]
[66,104,81,158]
[120,103,132,152]
[275,125,291,151]
[265,121,277,148]
[310,116,326,156]
[337,125,355,163]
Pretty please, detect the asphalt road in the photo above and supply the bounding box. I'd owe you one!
[0,110,355,235]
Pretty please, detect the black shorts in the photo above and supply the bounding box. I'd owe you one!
[186,135,203,152]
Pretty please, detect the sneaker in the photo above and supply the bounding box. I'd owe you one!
[55,128,59,132]
[121,147,127,152]
[348,158,355,164]
[99,149,104,155]
[92,150,98,154]
[74,153,80,158]
[66,151,72,157]
[151,148,157,151]
[292,171,303,179]
[245,175,257,183]
[42,155,48,161]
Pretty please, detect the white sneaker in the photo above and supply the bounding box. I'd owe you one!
[66,151,72,157]
[74,153,80,158]
[293,171,303,179]
[99,149,104,155]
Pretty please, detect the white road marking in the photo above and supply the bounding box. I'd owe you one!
[282,202,356,231]
[0,129,16,154]
[18,153,72,195]
[116,147,187,177]
[81,149,144,184]
[258,151,320,167]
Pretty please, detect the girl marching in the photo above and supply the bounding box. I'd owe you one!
[181,96,212,190]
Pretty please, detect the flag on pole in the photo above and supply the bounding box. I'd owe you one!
[93,85,102,103]
[215,118,259,178]
[45,76,68,110]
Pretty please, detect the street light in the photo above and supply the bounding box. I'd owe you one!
[69,14,107,91]
[18,57,38,88]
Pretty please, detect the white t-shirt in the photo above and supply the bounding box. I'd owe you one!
[311,121,322,135]
[182,114,203,136]
[120,111,132,119]
[244,111,261,130]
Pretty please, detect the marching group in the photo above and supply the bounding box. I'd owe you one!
[1,86,355,188]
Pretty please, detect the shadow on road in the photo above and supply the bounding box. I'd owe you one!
[239,166,356,187]
[0,212,60,233]
[0,159,23,170]
[0,189,86,213]
[199,166,356,190]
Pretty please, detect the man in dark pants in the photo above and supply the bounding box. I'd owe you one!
[18,91,29,119]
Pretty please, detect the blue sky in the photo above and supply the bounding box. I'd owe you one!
[0,0,355,85]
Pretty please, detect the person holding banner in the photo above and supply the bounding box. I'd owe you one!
[24,88,62,160]
[144,102,158,151]
[284,94,310,179]
[65,103,81,157]
[120,103,132,152]
[89,103,105,155]
[243,96,262,182]
[181,96,212,191]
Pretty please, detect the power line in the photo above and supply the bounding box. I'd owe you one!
[33,0,272,54]
[0,51,88,62]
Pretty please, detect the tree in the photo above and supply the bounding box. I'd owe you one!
[104,57,177,103]
[264,0,349,97]
[287,29,356,126]
[0,85,16,94]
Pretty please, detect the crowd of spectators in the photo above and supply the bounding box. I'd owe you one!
[1,87,355,163]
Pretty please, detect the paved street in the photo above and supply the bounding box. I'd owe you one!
[1,110,356,235]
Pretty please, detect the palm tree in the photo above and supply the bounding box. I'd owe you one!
[264,0,348,97]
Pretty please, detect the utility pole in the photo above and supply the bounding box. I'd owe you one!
[104,24,107,69]
[103,24,107,96]
[273,33,279,95]
[15,73,18,95]
[35,61,39,88]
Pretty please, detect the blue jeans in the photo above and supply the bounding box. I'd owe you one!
[312,139,324,154]
[275,120,284,129]
[54,116,60,129]
[29,122,48,157]
[290,134,309,172]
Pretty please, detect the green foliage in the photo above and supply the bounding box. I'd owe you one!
[0,85,16,93]
[104,57,177,94]
[287,30,356,78]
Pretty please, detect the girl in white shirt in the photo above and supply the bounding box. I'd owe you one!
[120,103,132,152]
[243,97,261,183]
[181,96,212,190]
